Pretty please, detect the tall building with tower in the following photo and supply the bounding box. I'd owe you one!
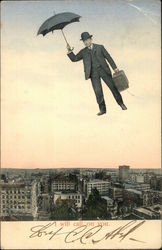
[119,165,130,182]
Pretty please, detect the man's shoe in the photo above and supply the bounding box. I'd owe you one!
[97,110,106,116]
[120,104,127,110]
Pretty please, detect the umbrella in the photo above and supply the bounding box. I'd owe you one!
[37,12,81,45]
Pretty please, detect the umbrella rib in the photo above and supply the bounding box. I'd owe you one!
[61,29,69,45]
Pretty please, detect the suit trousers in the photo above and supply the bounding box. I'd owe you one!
[90,66,124,111]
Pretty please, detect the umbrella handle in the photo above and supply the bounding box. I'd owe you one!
[61,29,69,45]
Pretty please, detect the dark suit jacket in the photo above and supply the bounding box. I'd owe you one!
[67,43,117,80]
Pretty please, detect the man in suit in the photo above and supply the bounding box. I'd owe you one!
[67,32,127,116]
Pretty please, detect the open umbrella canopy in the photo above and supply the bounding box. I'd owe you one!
[37,12,81,37]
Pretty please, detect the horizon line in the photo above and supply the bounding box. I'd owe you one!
[1,167,161,170]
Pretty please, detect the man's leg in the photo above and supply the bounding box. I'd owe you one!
[90,74,106,115]
[99,68,127,109]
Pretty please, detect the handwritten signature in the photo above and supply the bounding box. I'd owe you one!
[29,220,146,244]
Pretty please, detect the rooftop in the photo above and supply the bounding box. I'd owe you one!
[88,179,110,184]
[101,196,113,201]
[0,183,26,188]
[126,189,142,195]
[134,207,156,216]
[54,191,81,195]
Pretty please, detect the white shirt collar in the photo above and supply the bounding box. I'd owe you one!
[88,43,93,50]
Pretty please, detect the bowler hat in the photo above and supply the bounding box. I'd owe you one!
[80,32,93,41]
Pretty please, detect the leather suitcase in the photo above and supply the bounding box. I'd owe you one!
[112,70,129,92]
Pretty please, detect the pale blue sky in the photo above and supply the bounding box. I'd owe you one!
[2,0,160,50]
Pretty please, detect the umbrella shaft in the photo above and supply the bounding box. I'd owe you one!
[61,29,68,45]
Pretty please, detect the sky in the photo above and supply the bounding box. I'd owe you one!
[1,0,161,169]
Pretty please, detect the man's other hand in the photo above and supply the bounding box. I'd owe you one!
[67,43,74,53]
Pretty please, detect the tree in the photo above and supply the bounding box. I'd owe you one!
[1,174,7,182]
[50,203,78,220]
[82,188,109,220]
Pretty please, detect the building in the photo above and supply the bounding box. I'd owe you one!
[147,204,162,219]
[109,187,123,201]
[142,191,154,206]
[53,191,83,209]
[0,181,39,219]
[144,173,152,184]
[123,189,143,207]
[86,179,110,197]
[136,175,144,183]
[129,174,144,184]
[124,182,150,191]
[125,188,142,198]
[40,175,51,193]
[31,181,40,219]
[119,165,130,182]
[80,169,95,178]
[133,207,160,219]
[101,196,117,216]
[129,174,136,183]
[150,176,162,190]
[142,190,162,206]
[51,177,76,193]
[137,183,150,191]
[101,196,114,207]
[38,194,51,212]
[37,193,51,220]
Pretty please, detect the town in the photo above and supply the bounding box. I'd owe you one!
[0,166,161,221]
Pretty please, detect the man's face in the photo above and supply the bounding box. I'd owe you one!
[83,38,92,47]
